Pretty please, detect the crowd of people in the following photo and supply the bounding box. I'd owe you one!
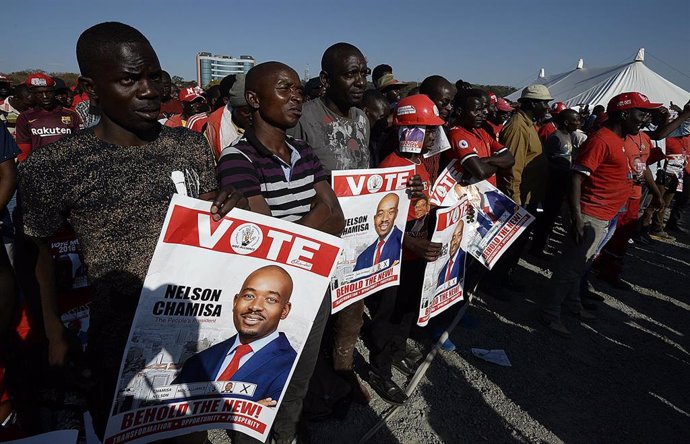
[1,21,689,444]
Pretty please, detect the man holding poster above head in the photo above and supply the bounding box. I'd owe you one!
[353,193,403,273]
[174,265,297,406]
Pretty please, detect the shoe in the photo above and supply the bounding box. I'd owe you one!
[649,230,675,241]
[566,308,597,321]
[392,357,418,377]
[603,277,632,291]
[367,371,407,405]
[539,316,572,338]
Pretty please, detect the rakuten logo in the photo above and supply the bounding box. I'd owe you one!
[30,127,73,137]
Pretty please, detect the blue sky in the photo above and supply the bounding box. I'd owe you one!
[2,0,690,91]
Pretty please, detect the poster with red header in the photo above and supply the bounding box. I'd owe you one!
[329,166,414,313]
[429,161,535,269]
[104,195,342,444]
[417,197,470,326]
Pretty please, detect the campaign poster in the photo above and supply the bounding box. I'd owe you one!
[417,198,470,327]
[429,162,535,269]
[50,226,92,350]
[329,166,414,313]
[103,195,342,444]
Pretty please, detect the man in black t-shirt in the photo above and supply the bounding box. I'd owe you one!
[18,22,246,437]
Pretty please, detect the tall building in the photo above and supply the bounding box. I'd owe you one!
[196,52,256,88]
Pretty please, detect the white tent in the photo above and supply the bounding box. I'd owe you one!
[506,49,690,109]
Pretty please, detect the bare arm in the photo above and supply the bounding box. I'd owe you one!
[569,173,586,244]
[27,235,69,366]
[648,101,690,140]
[484,150,516,170]
[295,181,346,236]
[0,158,17,213]
[462,156,498,181]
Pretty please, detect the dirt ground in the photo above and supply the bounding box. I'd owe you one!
[212,225,690,444]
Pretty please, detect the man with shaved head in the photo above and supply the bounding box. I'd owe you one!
[174,265,297,405]
[217,60,344,442]
[288,42,370,172]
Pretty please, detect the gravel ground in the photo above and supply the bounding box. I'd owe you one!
[213,227,690,444]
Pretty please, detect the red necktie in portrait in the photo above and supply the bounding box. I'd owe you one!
[218,343,253,381]
[374,239,385,264]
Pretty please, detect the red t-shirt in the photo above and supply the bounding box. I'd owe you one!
[447,125,507,186]
[483,121,503,141]
[665,135,690,175]
[624,132,652,199]
[572,126,632,221]
[379,152,431,261]
[15,107,82,161]
[538,121,557,144]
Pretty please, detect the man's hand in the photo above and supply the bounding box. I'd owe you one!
[652,192,663,209]
[404,236,442,261]
[257,397,277,407]
[208,187,249,221]
[406,175,425,200]
[48,332,70,367]
[572,216,585,245]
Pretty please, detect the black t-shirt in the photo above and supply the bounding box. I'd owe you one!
[19,126,217,367]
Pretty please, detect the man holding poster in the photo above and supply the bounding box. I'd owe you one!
[217,61,344,443]
[18,22,247,438]
[174,266,297,406]
[366,95,444,405]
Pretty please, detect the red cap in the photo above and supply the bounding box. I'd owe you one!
[607,92,662,113]
[487,91,498,106]
[496,97,513,112]
[178,87,206,103]
[551,102,567,114]
[26,73,55,88]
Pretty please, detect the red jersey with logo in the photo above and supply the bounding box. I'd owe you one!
[15,107,81,161]
[572,127,632,221]
[665,135,690,175]
[447,126,507,186]
[624,132,652,200]
[379,152,431,261]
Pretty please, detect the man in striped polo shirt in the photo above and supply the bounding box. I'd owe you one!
[216,61,344,444]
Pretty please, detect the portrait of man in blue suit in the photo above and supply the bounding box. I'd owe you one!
[437,220,466,288]
[353,193,403,274]
[174,265,297,407]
